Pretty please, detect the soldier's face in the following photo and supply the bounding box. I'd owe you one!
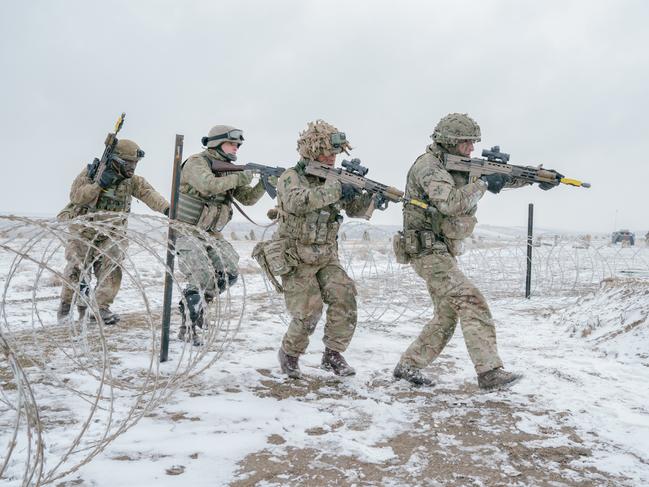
[220,141,240,156]
[316,153,336,166]
[456,140,475,157]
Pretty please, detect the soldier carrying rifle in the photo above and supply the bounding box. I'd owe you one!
[393,113,566,390]
[254,120,383,379]
[56,114,169,325]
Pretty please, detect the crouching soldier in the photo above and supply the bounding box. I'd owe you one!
[57,139,169,324]
[255,120,376,379]
[175,125,266,345]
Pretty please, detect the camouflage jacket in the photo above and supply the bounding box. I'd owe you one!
[57,167,169,223]
[403,143,529,255]
[275,159,374,254]
[179,148,264,235]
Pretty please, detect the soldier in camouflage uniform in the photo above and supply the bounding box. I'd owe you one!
[393,113,556,391]
[175,125,266,345]
[57,139,169,324]
[269,120,376,379]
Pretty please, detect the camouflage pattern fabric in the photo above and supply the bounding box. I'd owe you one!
[281,260,357,356]
[179,148,264,235]
[399,251,503,374]
[275,159,373,357]
[175,234,240,296]
[58,166,168,307]
[60,230,127,308]
[399,142,504,374]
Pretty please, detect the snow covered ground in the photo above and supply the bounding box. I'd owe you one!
[2,217,648,486]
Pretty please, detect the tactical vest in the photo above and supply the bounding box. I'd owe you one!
[95,181,133,212]
[276,162,342,245]
[176,155,233,232]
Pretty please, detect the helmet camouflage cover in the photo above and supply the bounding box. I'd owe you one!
[114,139,144,162]
[296,119,351,160]
[202,125,244,149]
[431,113,481,145]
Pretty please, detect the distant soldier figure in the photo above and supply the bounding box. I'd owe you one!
[57,139,169,324]
[645,231,649,246]
[393,113,558,390]
[175,125,267,345]
[249,229,257,241]
[362,230,371,241]
[268,120,377,378]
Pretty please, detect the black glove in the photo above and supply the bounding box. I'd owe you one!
[481,173,511,194]
[539,171,564,191]
[97,163,124,189]
[163,207,170,216]
[340,183,361,202]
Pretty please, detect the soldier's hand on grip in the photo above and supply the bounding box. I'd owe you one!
[481,173,510,194]
[97,164,124,189]
[340,183,361,202]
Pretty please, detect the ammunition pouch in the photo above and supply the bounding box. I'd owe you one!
[403,229,437,256]
[252,239,298,293]
[96,187,130,212]
[392,232,411,265]
[177,191,231,232]
[298,210,341,245]
[440,215,477,240]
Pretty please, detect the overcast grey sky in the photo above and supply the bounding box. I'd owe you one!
[1,0,647,233]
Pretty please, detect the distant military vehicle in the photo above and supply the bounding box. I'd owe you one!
[612,229,635,245]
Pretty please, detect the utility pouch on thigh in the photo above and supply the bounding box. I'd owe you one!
[440,215,477,240]
[392,232,411,264]
[404,230,421,255]
[252,240,288,293]
[196,205,220,231]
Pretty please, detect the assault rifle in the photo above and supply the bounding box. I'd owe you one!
[305,159,413,219]
[88,112,126,207]
[210,160,286,198]
[445,146,591,189]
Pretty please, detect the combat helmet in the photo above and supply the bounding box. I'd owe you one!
[113,139,145,162]
[297,120,351,160]
[202,125,244,161]
[431,113,481,145]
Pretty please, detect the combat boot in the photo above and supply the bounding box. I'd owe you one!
[478,367,522,391]
[178,290,204,347]
[89,307,120,325]
[393,362,435,387]
[278,348,302,379]
[321,348,356,376]
[57,302,71,322]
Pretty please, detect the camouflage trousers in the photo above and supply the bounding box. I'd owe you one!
[399,251,503,374]
[280,258,357,357]
[176,234,240,297]
[60,230,126,308]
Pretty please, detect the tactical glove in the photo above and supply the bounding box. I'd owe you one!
[340,183,361,202]
[97,165,124,189]
[163,207,170,216]
[236,170,254,186]
[539,172,564,191]
[480,173,510,194]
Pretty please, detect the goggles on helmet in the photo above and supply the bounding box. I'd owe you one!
[203,129,245,146]
[330,132,347,153]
